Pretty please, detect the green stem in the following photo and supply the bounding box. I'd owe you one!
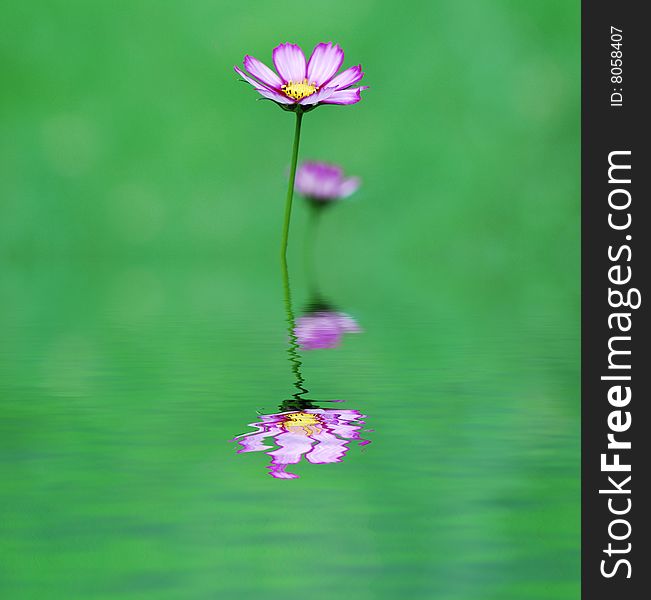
[280,110,303,259]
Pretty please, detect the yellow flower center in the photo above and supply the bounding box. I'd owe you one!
[281,412,322,436]
[282,79,318,100]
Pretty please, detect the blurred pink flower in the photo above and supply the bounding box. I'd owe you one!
[295,161,361,203]
[294,311,361,350]
[232,408,371,479]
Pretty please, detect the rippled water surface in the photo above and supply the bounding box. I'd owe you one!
[1,253,578,599]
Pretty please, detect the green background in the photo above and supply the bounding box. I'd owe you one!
[1,1,579,598]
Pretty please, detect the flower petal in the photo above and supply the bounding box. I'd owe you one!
[328,65,364,90]
[255,86,296,105]
[298,86,336,106]
[243,55,283,90]
[295,161,343,197]
[268,431,314,464]
[267,464,300,479]
[337,176,361,198]
[335,312,362,330]
[328,409,366,422]
[321,86,368,105]
[306,431,349,464]
[234,65,264,89]
[273,43,307,83]
[328,423,362,439]
[306,42,344,87]
[236,431,276,453]
[235,65,294,104]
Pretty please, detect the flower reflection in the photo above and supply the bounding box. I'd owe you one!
[230,251,369,479]
[232,405,370,479]
[295,309,361,350]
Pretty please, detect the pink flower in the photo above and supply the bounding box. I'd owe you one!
[234,42,368,109]
[295,161,361,203]
[295,311,361,350]
[231,408,371,479]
